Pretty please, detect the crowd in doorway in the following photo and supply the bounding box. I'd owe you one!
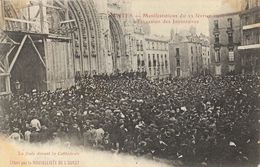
[0,74,259,167]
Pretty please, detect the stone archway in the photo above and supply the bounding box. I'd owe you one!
[109,14,126,72]
[54,0,101,76]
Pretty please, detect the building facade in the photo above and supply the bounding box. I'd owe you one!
[0,0,173,96]
[145,36,170,79]
[169,31,209,78]
[238,0,260,74]
[0,0,135,95]
[209,12,241,75]
[200,34,211,74]
[133,25,146,73]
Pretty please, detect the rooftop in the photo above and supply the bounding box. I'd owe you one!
[145,35,170,42]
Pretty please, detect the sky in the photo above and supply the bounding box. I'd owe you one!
[9,0,242,37]
[130,0,241,37]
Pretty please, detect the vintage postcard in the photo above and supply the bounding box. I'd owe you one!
[0,0,259,167]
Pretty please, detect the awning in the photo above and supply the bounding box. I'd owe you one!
[243,23,260,30]
[238,44,260,50]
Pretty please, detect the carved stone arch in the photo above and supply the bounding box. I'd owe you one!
[54,0,101,76]
[108,13,126,72]
[81,0,102,73]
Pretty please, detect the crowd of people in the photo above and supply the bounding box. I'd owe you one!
[0,73,259,167]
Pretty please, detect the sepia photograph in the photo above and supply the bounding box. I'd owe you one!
[0,0,259,167]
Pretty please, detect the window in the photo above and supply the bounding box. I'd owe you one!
[137,54,140,66]
[176,48,180,56]
[228,33,233,44]
[140,41,143,51]
[157,54,160,66]
[142,60,145,66]
[137,40,140,51]
[191,46,193,54]
[165,55,168,68]
[245,16,249,25]
[255,12,260,23]
[176,59,180,66]
[152,42,154,50]
[141,54,144,66]
[214,20,219,29]
[228,50,234,62]
[165,43,167,50]
[177,68,181,77]
[227,18,233,28]
[214,34,219,43]
[245,33,250,45]
[215,49,220,63]
[153,54,156,66]
[148,54,151,67]
[215,66,221,75]
[161,43,164,50]
[161,55,164,66]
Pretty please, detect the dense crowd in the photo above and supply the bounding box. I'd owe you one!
[0,73,259,167]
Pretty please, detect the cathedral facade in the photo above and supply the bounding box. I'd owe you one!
[0,0,151,95]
